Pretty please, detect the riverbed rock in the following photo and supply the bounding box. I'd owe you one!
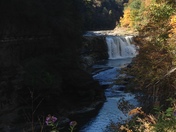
[61,68,106,105]
[0,63,106,131]
[80,36,108,70]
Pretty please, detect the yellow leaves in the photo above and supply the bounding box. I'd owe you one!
[128,107,144,116]
[168,15,176,58]
[171,15,176,23]
[119,0,154,29]
[168,33,173,38]
[120,125,133,132]
[169,15,176,28]
[169,15,176,37]
[122,107,157,132]
[143,0,153,7]
[136,116,156,132]
[120,8,133,28]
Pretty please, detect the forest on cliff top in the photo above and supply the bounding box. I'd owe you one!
[113,0,176,131]
[0,0,127,39]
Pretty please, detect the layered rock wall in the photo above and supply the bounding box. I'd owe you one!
[0,37,106,131]
[80,36,108,70]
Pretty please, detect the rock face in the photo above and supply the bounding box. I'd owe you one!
[0,0,109,131]
[80,36,108,70]
[62,69,105,104]
[0,37,106,131]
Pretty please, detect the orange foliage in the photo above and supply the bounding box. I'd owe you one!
[168,15,176,61]
[143,0,153,7]
[120,8,133,28]
[169,15,176,35]
[128,107,144,116]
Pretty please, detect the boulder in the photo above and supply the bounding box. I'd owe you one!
[80,36,109,70]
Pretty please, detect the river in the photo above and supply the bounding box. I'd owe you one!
[79,58,139,132]
[74,32,139,132]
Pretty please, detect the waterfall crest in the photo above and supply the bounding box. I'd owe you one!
[106,36,138,59]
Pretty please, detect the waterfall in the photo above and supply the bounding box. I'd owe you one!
[106,36,138,59]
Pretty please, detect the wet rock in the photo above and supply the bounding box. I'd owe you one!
[118,86,126,91]
[80,36,109,70]
[61,68,106,105]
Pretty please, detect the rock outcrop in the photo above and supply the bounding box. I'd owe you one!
[80,35,108,70]
[0,37,106,131]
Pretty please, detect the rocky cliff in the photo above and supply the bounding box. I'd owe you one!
[80,35,108,70]
[0,35,106,131]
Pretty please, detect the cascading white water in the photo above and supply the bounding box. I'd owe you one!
[80,33,139,132]
[124,36,134,45]
[106,36,138,59]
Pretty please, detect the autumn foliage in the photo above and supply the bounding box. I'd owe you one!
[120,8,132,27]
[113,1,176,131]
[119,0,176,110]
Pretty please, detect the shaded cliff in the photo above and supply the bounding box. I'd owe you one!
[0,0,106,131]
[80,35,108,70]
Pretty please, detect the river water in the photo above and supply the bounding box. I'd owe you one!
[79,58,139,132]
[78,32,139,132]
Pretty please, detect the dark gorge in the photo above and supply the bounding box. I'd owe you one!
[0,0,128,131]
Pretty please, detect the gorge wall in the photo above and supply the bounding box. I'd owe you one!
[0,0,129,130]
[0,36,107,131]
[0,0,106,130]
[80,35,108,70]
